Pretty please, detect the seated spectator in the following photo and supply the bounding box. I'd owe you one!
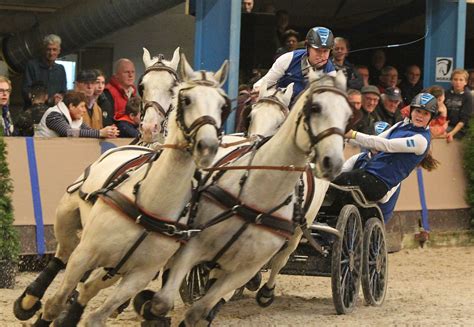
[468,69,474,98]
[347,89,362,111]
[36,91,119,138]
[242,0,254,13]
[331,37,363,90]
[274,29,300,59]
[374,87,403,126]
[103,58,137,122]
[377,66,399,94]
[353,85,380,134]
[444,69,473,142]
[399,64,423,106]
[355,65,370,87]
[400,85,448,138]
[369,49,386,85]
[16,81,50,136]
[117,96,141,138]
[94,69,114,126]
[275,10,292,47]
[22,34,67,107]
[74,69,103,130]
[0,75,14,136]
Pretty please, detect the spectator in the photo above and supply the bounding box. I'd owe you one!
[22,34,67,107]
[0,76,14,136]
[103,58,137,123]
[16,81,50,136]
[347,89,362,111]
[400,85,449,139]
[369,49,386,85]
[399,65,423,106]
[332,37,363,90]
[254,26,336,103]
[468,69,474,96]
[36,91,119,138]
[95,70,114,127]
[444,69,473,142]
[353,85,380,134]
[275,10,291,47]
[74,69,106,130]
[355,65,370,87]
[117,96,141,138]
[375,87,403,126]
[242,0,254,13]
[377,66,399,94]
[274,29,300,59]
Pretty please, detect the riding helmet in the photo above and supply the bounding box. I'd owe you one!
[410,92,438,117]
[306,27,334,49]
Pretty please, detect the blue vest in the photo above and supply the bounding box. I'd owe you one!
[364,122,431,190]
[276,49,336,103]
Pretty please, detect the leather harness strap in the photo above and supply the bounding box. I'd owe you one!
[201,185,295,238]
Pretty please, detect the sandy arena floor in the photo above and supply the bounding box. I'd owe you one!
[1,246,473,326]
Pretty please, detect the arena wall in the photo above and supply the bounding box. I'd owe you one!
[4,138,470,254]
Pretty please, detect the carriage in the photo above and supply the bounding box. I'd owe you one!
[179,182,388,315]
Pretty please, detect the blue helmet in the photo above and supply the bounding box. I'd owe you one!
[306,27,334,49]
[374,121,391,135]
[410,92,438,117]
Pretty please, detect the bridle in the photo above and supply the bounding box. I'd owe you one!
[175,77,231,153]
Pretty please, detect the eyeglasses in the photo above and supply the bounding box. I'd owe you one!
[0,88,11,94]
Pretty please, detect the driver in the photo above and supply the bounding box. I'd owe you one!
[253,26,337,103]
[334,93,440,204]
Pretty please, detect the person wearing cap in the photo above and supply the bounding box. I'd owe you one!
[253,26,337,103]
[374,86,403,126]
[354,85,381,134]
[74,69,105,130]
[332,37,364,90]
[334,92,439,211]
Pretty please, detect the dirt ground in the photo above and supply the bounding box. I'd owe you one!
[1,246,473,326]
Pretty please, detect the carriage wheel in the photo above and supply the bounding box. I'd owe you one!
[331,204,363,314]
[362,217,388,306]
[179,264,245,304]
[179,263,209,304]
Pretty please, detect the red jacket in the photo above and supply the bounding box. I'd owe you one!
[105,76,136,123]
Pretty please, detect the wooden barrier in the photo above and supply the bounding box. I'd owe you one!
[4,137,469,253]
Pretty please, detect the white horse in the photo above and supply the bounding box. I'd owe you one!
[142,69,353,326]
[13,47,181,323]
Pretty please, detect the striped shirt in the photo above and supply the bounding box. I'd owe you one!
[45,112,100,138]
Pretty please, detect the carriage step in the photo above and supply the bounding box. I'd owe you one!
[310,223,341,238]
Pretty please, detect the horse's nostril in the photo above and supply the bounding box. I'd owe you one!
[322,156,332,170]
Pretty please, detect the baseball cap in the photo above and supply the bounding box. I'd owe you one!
[76,69,98,83]
[361,85,380,97]
[384,87,402,101]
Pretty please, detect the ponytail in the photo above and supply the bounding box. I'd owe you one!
[419,148,439,171]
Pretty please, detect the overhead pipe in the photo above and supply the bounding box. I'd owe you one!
[1,0,185,72]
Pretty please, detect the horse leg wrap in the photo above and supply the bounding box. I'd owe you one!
[13,290,42,320]
[141,316,171,327]
[206,298,226,324]
[256,284,275,308]
[26,257,66,298]
[133,289,156,317]
[54,300,85,327]
[32,314,52,327]
[245,271,262,292]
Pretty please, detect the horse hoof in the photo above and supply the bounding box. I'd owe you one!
[133,289,156,317]
[13,291,42,321]
[32,314,52,327]
[141,316,171,327]
[245,271,262,292]
[256,284,275,308]
[53,300,85,327]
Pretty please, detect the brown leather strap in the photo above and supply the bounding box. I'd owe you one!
[203,164,307,172]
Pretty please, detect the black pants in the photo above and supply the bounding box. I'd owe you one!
[333,169,389,202]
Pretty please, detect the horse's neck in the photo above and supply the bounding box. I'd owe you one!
[218,106,307,209]
[137,132,194,218]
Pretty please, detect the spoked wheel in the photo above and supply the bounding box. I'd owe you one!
[362,217,388,306]
[331,204,363,314]
[179,263,210,304]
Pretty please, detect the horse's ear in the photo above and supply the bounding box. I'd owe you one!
[214,60,229,87]
[258,79,268,99]
[143,48,152,68]
[170,47,180,71]
[334,70,347,92]
[282,83,294,106]
[179,53,194,81]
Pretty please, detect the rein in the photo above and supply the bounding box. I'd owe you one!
[203,164,307,173]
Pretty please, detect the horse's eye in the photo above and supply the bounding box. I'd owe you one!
[182,96,191,106]
[311,103,322,114]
